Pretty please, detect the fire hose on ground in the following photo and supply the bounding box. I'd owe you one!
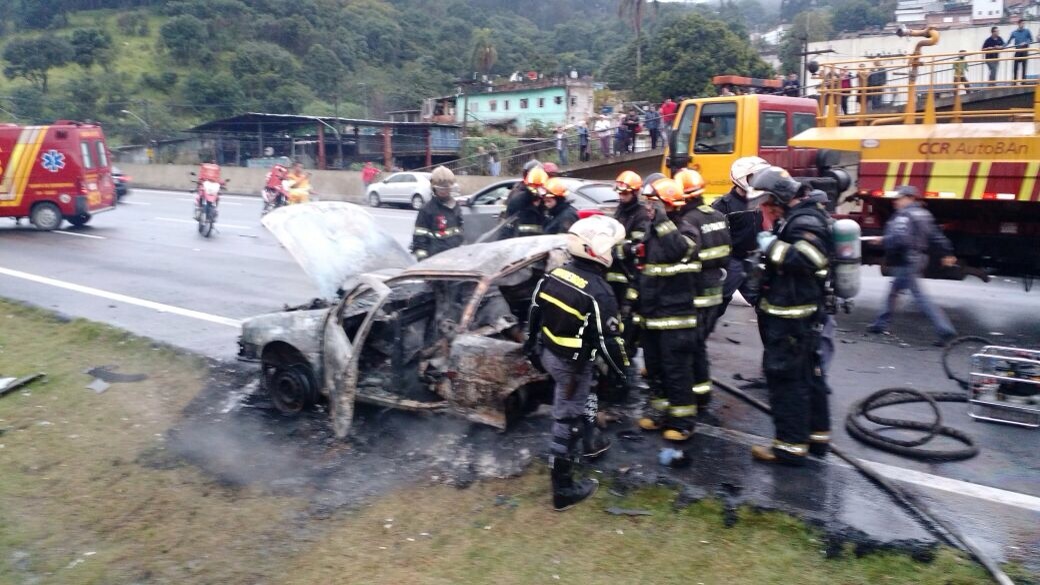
[709,334,1013,585]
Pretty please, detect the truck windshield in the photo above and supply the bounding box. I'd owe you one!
[694,102,736,154]
[674,104,697,156]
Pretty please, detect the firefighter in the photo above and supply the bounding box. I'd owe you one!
[524,215,630,511]
[500,166,549,239]
[747,167,834,465]
[411,166,464,260]
[712,156,772,319]
[542,177,580,234]
[675,169,732,411]
[608,170,649,361]
[636,177,701,442]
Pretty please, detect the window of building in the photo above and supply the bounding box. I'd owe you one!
[554,96,563,105]
[538,97,545,108]
[570,96,577,106]
[489,100,497,112]
[504,100,510,111]
[520,98,529,109]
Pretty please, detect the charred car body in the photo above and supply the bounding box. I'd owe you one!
[238,202,569,437]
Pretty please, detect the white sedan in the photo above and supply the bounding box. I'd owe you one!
[366,171,433,209]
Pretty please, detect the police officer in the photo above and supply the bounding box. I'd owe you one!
[500,166,549,239]
[608,170,649,358]
[525,215,630,511]
[747,167,834,465]
[635,178,701,442]
[675,169,732,411]
[542,177,580,234]
[712,156,772,318]
[411,166,464,260]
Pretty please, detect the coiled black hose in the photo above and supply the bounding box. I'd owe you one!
[943,336,993,390]
[845,388,978,462]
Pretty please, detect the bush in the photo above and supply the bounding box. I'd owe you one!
[141,71,178,92]
[116,12,150,37]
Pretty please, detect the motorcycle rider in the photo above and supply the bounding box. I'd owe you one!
[500,165,549,239]
[636,177,701,442]
[263,163,290,214]
[542,177,580,234]
[525,215,630,511]
[712,156,772,319]
[285,161,312,204]
[608,170,649,361]
[747,167,834,465]
[675,168,731,412]
[411,166,464,260]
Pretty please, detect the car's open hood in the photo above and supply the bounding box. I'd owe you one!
[262,202,414,298]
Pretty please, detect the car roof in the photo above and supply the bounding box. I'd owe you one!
[395,235,568,278]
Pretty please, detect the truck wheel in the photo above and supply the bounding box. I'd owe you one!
[66,214,91,228]
[31,202,63,231]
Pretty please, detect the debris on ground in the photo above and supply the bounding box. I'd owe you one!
[86,379,111,394]
[84,365,148,383]
[0,373,44,398]
[725,337,742,345]
[604,507,652,516]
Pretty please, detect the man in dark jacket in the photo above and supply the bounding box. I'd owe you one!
[411,166,463,259]
[500,165,549,239]
[676,169,731,411]
[748,167,834,466]
[542,177,580,234]
[712,156,772,321]
[868,185,957,345]
[635,177,701,442]
[525,215,629,511]
[982,27,1005,83]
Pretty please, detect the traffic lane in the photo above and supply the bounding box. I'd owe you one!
[709,272,1040,497]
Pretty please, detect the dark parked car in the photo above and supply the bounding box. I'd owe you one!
[457,178,619,242]
[112,166,131,200]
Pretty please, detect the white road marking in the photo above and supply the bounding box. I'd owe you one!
[154,217,253,231]
[118,200,150,206]
[695,425,1040,512]
[175,198,243,207]
[0,266,243,328]
[135,189,264,203]
[54,230,106,240]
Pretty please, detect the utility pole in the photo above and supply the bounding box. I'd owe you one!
[799,47,836,97]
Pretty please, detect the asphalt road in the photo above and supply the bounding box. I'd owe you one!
[1,188,1037,571]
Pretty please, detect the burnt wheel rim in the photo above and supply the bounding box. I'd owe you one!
[269,366,312,414]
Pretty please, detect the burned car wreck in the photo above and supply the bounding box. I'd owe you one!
[238,202,570,437]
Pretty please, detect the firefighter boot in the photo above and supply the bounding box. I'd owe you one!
[809,431,831,458]
[663,404,697,442]
[581,418,611,460]
[751,442,808,467]
[550,456,599,512]
[638,397,669,431]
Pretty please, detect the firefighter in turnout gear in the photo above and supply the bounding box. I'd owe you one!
[636,178,701,442]
[608,170,649,359]
[747,167,834,465]
[500,165,548,239]
[675,169,732,411]
[712,156,772,318]
[411,166,464,260]
[542,177,580,234]
[524,215,630,511]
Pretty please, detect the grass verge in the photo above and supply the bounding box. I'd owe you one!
[0,300,1002,584]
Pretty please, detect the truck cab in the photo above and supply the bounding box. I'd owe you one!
[0,121,117,230]
[664,84,848,203]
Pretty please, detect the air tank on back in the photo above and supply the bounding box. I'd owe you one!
[832,218,861,299]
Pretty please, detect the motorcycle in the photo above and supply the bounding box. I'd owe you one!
[261,164,291,216]
[191,163,228,238]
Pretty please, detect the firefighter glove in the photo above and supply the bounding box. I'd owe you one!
[757,231,777,252]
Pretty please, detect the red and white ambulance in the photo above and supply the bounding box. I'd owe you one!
[0,121,117,230]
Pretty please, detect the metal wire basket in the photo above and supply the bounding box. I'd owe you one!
[969,345,1040,428]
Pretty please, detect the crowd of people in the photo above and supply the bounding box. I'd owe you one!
[409,158,956,510]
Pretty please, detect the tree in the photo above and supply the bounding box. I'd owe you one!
[779,9,833,76]
[303,44,345,98]
[617,0,658,79]
[182,71,245,118]
[470,28,497,76]
[14,0,69,30]
[829,0,887,32]
[607,13,771,99]
[71,28,114,71]
[2,37,73,91]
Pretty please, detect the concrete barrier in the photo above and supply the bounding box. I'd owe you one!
[121,164,505,203]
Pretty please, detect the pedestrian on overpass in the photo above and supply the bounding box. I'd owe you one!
[1005,19,1034,82]
[982,27,1005,83]
[747,167,834,466]
[867,185,958,346]
[410,166,463,260]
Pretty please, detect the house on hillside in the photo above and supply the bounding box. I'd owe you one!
[422,77,596,132]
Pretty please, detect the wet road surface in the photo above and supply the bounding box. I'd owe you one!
[1,191,1037,573]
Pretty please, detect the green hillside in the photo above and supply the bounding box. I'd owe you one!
[0,0,770,145]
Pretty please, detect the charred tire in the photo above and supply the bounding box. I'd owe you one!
[66,213,91,227]
[31,202,63,231]
[368,192,381,207]
[266,363,318,414]
[410,194,424,210]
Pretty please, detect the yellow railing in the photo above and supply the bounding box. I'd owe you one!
[812,30,1040,127]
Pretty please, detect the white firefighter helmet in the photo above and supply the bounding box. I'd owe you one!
[431,166,456,188]
[730,156,770,193]
[566,215,626,268]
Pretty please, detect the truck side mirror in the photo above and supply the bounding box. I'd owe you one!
[666,130,689,174]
